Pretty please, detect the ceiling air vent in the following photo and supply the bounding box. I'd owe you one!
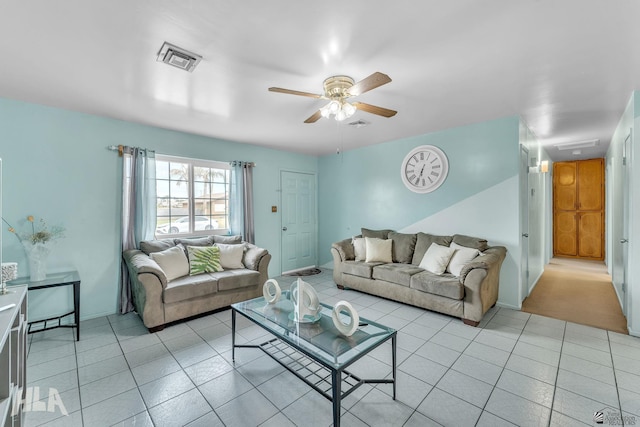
[156,42,202,72]
[554,139,599,151]
[347,120,370,128]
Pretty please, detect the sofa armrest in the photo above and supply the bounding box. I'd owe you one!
[243,243,269,271]
[123,249,168,287]
[256,252,271,287]
[330,238,355,287]
[460,246,507,323]
[331,238,355,262]
[122,249,167,329]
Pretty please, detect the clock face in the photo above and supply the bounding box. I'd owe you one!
[401,145,449,193]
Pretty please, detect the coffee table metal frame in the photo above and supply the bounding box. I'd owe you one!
[231,297,396,427]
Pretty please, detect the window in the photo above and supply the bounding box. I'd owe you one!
[155,155,230,237]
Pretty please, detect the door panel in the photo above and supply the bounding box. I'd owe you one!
[554,162,577,211]
[577,159,604,211]
[578,212,603,258]
[554,211,577,256]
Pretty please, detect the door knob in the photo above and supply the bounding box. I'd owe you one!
[282,227,288,231]
[522,233,529,238]
[621,239,628,244]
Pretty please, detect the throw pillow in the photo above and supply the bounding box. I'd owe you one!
[213,235,243,244]
[216,243,245,269]
[139,238,176,255]
[411,233,454,265]
[174,236,215,248]
[446,242,481,276]
[419,243,455,275]
[361,228,393,240]
[365,237,393,263]
[353,237,367,261]
[388,232,417,264]
[452,234,489,251]
[149,246,189,281]
[243,243,268,270]
[186,245,223,275]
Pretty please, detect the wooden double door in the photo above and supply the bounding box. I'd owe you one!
[553,158,604,260]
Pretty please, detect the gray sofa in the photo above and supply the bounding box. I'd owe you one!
[331,229,506,326]
[123,235,271,332]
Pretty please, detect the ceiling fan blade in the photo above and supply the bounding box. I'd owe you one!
[304,110,323,123]
[268,87,323,99]
[347,72,392,97]
[353,102,397,118]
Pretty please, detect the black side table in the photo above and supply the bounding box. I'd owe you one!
[8,270,81,341]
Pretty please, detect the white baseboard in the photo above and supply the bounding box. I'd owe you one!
[320,261,334,270]
[496,301,521,310]
[528,271,544,295]
[628,327,640,338]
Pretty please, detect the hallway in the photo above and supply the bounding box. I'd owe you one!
[521,258,628,334]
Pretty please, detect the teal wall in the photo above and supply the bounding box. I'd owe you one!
[317,116,522,307]
[0,97,317,321]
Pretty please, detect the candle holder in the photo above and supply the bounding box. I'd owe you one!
[1,262,18,295]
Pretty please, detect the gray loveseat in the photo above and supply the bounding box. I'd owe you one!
[123,235,271,332]
[331,229,506,326]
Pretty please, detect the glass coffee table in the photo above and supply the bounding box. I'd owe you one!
[231,295,397,427]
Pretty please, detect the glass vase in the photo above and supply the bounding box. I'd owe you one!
[22,242,51,282]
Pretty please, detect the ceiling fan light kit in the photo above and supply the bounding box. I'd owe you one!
[268,72,397,123]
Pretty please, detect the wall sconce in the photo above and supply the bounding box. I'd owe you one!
[540,160,549,173]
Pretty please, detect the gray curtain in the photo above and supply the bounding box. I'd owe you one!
[229,161,255,243]
[120,147,157,314]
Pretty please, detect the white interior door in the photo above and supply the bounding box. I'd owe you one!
[520,146,530,304]
[281,171,317,274]
[621,132,631,314]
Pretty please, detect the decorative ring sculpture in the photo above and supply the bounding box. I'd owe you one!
[290,278,321,322]
[332,300,359,337]
[263,279,281,304]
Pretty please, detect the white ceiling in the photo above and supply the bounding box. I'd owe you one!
[1,1,639,160]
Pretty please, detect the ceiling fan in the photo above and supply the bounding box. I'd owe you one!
[268,72,397,123]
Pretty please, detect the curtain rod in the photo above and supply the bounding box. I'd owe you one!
[230,160,257,168]
[107,145,154,157]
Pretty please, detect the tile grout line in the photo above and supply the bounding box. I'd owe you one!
[607,330,625,425]
[545,318,567,427]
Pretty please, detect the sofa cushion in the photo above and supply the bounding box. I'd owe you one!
[215,269,260,291]
[163,274,219,304]
[213,235,243,244]
[361,228,393,239]
[149,246,189,281]
[452,234,489,252]
[410,271,464,300]
[174,236,215,248]
[389,232,417,264]
[372,263,424,287]
[365,237,392,263]
[420,243,455,275]
[446,242,481,276]
[216,243,246,269]
[411,233,453,265]
[353,237,367,261]
[243,243,268,270]
[343,261,384,279]
[140,238,176,255]
[187,245,223,275]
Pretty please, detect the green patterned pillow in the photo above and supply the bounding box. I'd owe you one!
[187,245,223,275]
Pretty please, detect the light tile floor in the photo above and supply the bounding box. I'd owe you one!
[23,269,640,426]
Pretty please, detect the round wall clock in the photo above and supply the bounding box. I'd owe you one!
[400,145,449,193]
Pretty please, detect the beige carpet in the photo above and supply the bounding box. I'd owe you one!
[522,257,628,334]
